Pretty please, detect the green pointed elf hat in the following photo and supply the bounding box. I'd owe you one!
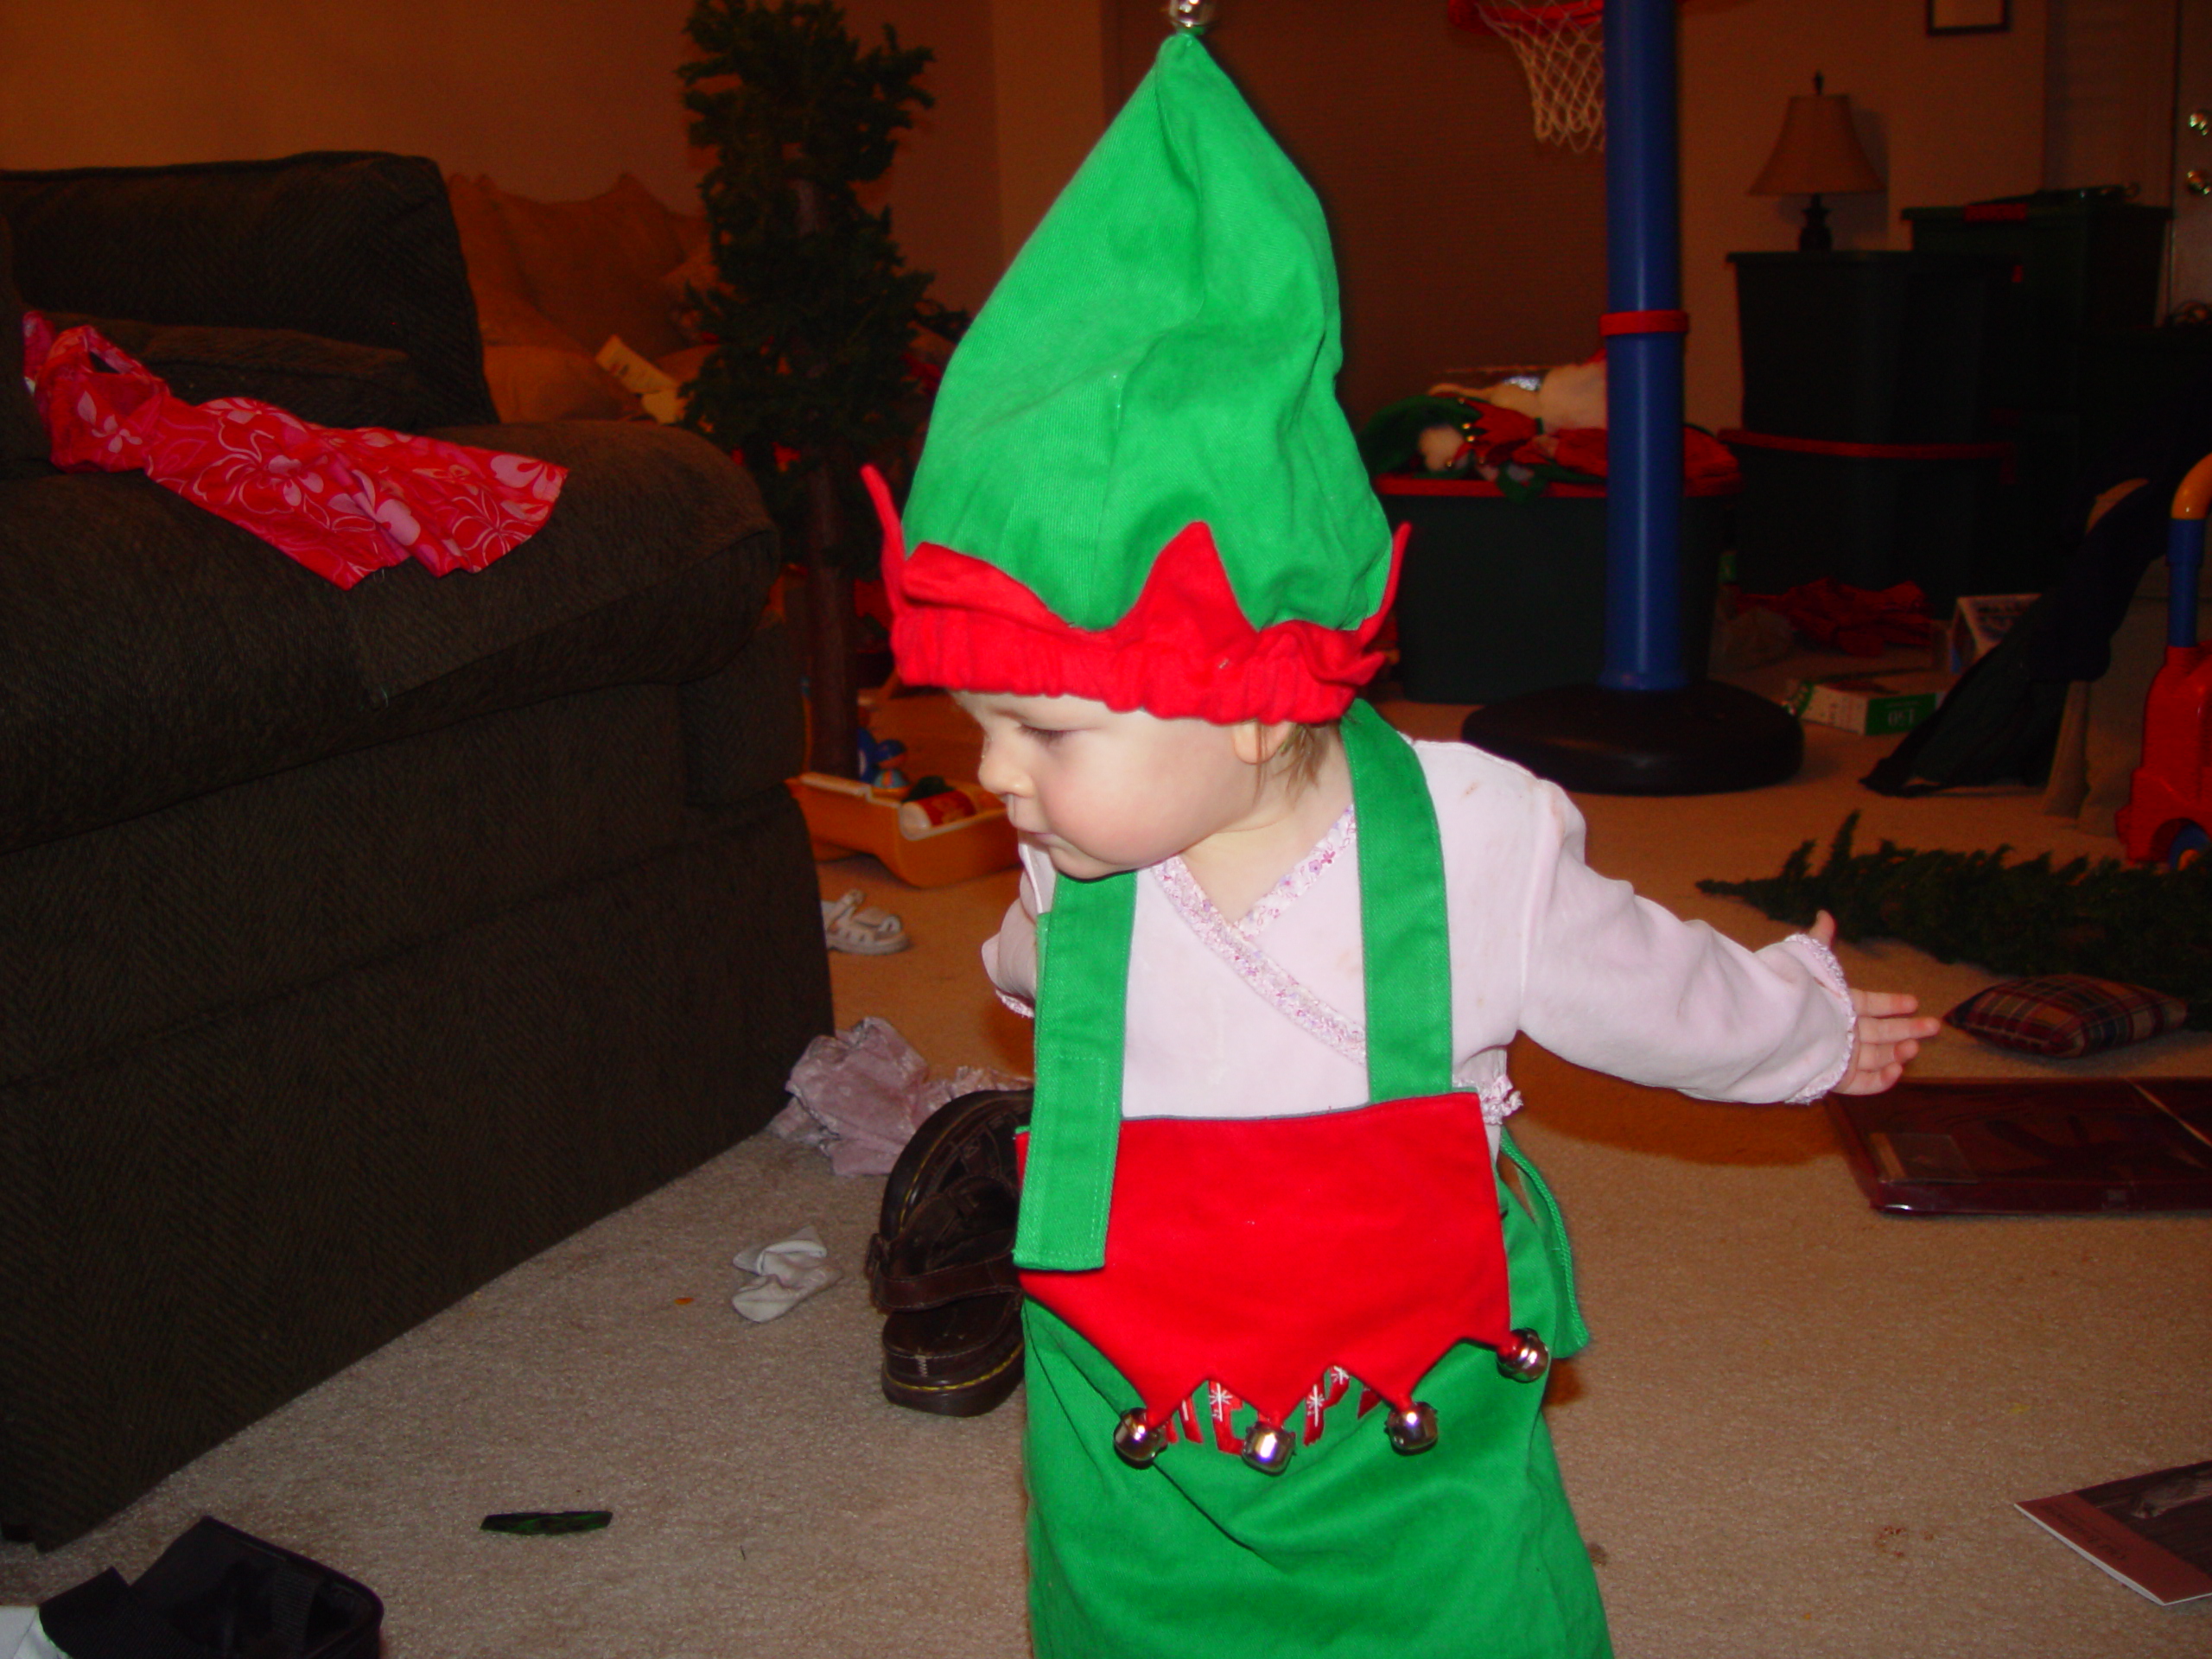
[868,29,1402,724]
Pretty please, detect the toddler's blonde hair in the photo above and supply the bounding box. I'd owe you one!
[1268,720,1341,793]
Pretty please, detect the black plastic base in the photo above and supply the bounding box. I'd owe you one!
[1458,678,1803,796]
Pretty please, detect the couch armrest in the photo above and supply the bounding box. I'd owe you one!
[0,423,774,857]
[683,613,805,805]
[0,152,495,427]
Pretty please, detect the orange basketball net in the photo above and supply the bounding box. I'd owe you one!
[1451,0,1606,152]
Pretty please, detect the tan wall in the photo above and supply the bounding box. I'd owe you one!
[986,0,1108,262]
[1110,0,1611,427]
[1681,0,2050,429]
[1114,0,2050,430]
[0,0,2052,423]
[0,1,704,202]
[0,0,1006,316]
[839,0,1003,315]
[2044,0,2177,205]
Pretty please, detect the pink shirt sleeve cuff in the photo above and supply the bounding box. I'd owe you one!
[1781,931,1855,1103]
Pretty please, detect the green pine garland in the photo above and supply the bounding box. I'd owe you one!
[678,0,950,570]
[1699,813,2212,1025]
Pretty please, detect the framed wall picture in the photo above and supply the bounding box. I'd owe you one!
[1927,0,2009,34]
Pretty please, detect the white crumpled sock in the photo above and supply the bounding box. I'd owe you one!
[0,1611,66,1659]
[730,1225,840,1322]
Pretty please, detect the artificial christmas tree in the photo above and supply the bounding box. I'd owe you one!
[679,0,952,773]
[1701,813,2212,1023]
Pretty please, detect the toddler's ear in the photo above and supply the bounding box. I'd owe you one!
[1231,721,1294,766]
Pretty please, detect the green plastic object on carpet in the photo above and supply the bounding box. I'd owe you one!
[1700,812,2212,1025]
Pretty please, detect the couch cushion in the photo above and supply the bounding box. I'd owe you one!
[0,683,692,1089]
[446,172,594,355]
[40,313,435,430]
[671,207,710,261]
[0,421,775,855]
[482,342,642,422]
[0,153,494,428]
[0,219,49,478]
[447,173,682,420]
[1,615,801,1090]
[484,175,694,361]
[348,419,771,696]
[0,798,829,1548]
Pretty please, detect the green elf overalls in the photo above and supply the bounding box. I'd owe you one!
[870,24,1613,1653]
[1013,701,1611,1659]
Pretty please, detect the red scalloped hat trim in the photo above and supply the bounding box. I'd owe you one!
[863,467,1405,724]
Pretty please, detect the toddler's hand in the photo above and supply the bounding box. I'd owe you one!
[1809,911,1942,1095]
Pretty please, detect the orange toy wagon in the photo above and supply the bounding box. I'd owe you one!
[789,772,1020,887]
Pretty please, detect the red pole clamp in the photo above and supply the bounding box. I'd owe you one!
[1599,308,1690,336]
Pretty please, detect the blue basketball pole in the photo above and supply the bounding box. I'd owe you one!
[1601,0,1684,691]
[1459,0,1802,794]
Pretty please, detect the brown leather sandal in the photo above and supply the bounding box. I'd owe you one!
[868,1088,1032,1416]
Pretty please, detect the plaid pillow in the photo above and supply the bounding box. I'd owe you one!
[1945,975,2189,1058]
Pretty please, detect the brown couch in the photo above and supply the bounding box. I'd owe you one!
[0,150,832,1549]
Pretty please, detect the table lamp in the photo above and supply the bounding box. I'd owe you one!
[1750,73,1884,251]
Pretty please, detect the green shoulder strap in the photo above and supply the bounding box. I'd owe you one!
[1337,699,1454,1102]
[1014,869,1138,1269]
[1013,700,1454,1271]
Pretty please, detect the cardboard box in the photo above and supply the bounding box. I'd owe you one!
[1786,670,1954,734]
[1942,593,2038,673]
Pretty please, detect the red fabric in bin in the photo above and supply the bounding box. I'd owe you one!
[1378,406,1742,498]
[1734,578,1929,656]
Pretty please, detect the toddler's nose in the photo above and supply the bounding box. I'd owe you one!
[976,741,1023,798]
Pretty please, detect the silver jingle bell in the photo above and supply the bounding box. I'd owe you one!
[1496,1328,1551,1383]
[1384,1400,1440,1455]
[1239,1420,1294,1475]
[1166,0,1218,33]
[1113,1408,1168,1468]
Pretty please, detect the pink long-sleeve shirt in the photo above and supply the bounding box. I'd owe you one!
[983,736,1853,1143]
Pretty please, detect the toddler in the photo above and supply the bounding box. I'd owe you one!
[865,27,1937,1659]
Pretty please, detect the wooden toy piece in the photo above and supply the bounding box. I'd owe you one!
[790,772,1020,887]
[2118,451,2212,865]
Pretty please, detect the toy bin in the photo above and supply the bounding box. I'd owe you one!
[1905,193,2171,550]
[1727,442,2013,606]
[1376,477,1732,704]
[1904,194,2169,410]
[1730,251,2005,445]
[789,772,1019,887]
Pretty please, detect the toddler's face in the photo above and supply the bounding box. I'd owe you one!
[956,691,1262,880]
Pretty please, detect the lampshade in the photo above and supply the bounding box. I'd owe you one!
[1750,91,1884,197]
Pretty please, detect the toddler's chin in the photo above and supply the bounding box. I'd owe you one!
[1039,841,1131,882]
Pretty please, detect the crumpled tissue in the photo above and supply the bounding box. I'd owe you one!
[770,1016,1026,1177]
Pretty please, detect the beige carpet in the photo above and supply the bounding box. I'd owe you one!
[4,649,2208,1657]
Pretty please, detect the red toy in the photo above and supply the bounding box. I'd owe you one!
[2117,452,2212,864]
